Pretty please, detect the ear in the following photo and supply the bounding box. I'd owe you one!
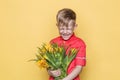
[74,24,78,28]
[56,23,58,27]
[56,23,58,26]
[56,23,59,30]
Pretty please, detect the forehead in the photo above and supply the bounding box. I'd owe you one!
[59,26,73,29]
[58,20,75,27]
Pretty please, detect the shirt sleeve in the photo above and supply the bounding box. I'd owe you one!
[49,76,54,80]
[75,45,86,66]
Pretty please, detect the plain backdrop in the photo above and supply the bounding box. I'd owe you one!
[0,0,120,80]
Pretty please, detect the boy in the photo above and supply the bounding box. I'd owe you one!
[48,8,86,80]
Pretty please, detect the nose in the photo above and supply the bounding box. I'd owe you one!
[63,29,67,33]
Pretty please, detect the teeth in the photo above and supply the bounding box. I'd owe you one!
[63,35,68,37]
[63,34,69,36]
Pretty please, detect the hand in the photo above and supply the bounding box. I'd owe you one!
[47,69,61,77]
[61,78,69,80]
[62,78,72,80]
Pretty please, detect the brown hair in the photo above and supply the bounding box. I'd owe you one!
[56,8,76,27]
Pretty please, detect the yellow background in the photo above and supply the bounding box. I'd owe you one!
[0,0,120,80]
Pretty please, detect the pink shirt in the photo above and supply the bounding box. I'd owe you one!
[49,34,86,80]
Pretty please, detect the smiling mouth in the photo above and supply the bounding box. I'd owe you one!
[62,34,71,36]
[62,35,70,37]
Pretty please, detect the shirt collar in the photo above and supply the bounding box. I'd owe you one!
[60,33,76,42]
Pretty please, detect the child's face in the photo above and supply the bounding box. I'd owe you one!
[57,20,77,40]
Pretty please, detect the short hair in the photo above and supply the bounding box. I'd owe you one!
[56,8,76,27]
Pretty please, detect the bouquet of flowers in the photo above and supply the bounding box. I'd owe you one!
[29,43,78,80]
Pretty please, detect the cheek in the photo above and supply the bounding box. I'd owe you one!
[59,30,63,34]
[59,30,73,34]
[67,30,72,33]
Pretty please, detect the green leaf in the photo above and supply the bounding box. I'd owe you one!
[27,59,38,62]
[36,54,42,60]
[45,52,57,69]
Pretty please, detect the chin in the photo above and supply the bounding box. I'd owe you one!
[62,36,71,40]
[63,38,69,40]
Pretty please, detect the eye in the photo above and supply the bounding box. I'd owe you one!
[59,27,63,30]
[67,26,73,30]
[59,26,64,30]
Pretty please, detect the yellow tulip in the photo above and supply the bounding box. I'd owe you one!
[37,59,49,69]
